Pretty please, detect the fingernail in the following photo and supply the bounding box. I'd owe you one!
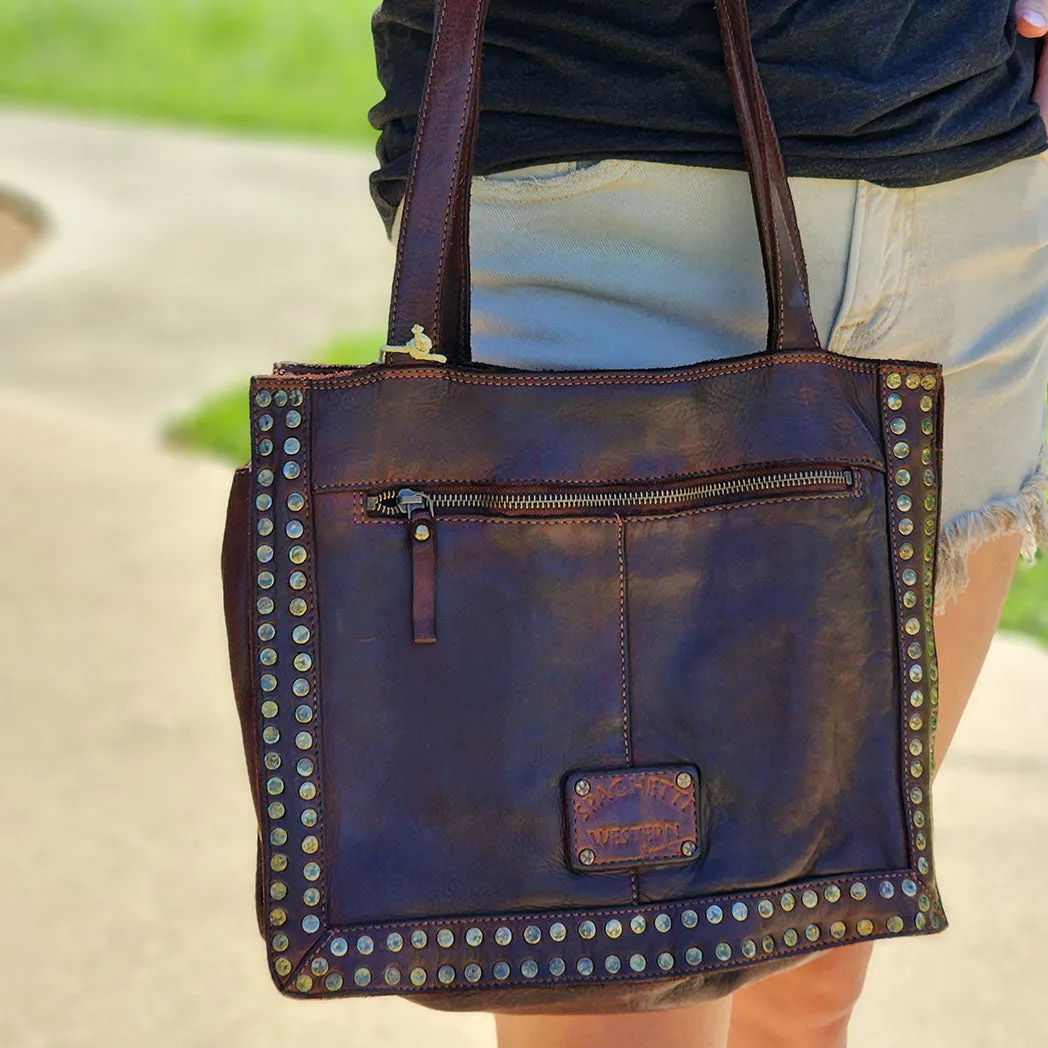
[1020,9,1048,29]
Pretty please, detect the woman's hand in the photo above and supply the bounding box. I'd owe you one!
[1017,5,1048,130]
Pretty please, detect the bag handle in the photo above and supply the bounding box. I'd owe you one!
[386,0,821,364]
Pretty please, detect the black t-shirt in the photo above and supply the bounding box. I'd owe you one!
[368,0,1047,236]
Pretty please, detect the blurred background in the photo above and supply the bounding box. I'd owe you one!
[0,3,1045,1046]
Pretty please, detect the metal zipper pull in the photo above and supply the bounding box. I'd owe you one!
[390,489,438,644]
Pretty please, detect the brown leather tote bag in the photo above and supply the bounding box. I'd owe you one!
[221,0,948,1013]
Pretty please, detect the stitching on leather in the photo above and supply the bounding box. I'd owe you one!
[430,0,486,338]
[317,459,885,493]
[617,518,631,767]
[387,0,450,336]
[311,353,880,391]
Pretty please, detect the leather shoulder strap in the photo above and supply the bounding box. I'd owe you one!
[387,0,821,363]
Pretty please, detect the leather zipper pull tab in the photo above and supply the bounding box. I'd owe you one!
[407,506,437,644]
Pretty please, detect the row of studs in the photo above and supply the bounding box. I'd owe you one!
[295,910,939,995]
[291,877,940,994]
[885,370,939,884]
[251,386,325,981]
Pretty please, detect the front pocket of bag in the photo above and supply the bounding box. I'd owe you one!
[313,465,885,926]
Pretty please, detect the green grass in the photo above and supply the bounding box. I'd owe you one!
[999,551,1048,646]
[163,330,382,465]
[0,0,383,142]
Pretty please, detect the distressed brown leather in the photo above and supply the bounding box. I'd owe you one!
[220,0,948,1012]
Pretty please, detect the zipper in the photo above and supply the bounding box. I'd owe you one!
[366,468,854,519]
[368,467,854,646]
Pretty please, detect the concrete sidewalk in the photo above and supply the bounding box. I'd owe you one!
[3,107,1046,1047]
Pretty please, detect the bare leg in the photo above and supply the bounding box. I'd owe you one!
[495,997,734,1048]
[725,532,1026,1048]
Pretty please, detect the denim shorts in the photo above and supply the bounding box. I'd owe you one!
[392,154,1048,608]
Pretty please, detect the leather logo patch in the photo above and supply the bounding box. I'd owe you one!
[566,765,700,872]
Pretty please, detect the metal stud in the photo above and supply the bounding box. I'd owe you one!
[783,929,799,947]
[909,739,923,756]
[805,924,820,942]
[325,972,343,991]
[410,929,428,949]
[492,962,510,981]
[437,929,455,948]
[715,943,732,961]
[740,939,757,959]
[257,518,274,537]
[898,518,914,536]
[577,957,594,976]
[295,704,313,722]
[274,957,292,976]
[465,927,484,947]
[290,598,308,616]
[902,879,918,897]
[524,925,542,944]
[264,752,282,771]
[267,801,285,818]
[269,828,287,846]
[910,760,924,778]
[886,372,902,389]
[292,625,311,644]
[294,653,313,672]
[293,678,311,697]
[921,447,932,466]
[290,389,304,406]
[907,641,923,659]
[578,920,596,939]
[283,462,301,480]
[630,915,646,934]
[494,926,512,946]
[286,410,302,428]
[256,493,273,511]
[685,947,703,965]
[604,955,621,973]
[283,437,301,455]
[354,968,371,987]
[257,469,274,487]
[256,544,274,563]
[681,909,699,928]
[887,915,904,933]
[272,933,290,952]
[255,390,273,408]
[758,900,774,919]
[262,723,280,743]
[437,965,455,984]
[258,571,275,589]
[258,439,274,458]
[286,520,304,539]
[605,919,623,939]
[801,890,818,909]
[905,617,921,635]
[850,882,868,901]
[915,830,927,850]
[899,543,914,560]
[266,777,285,796]
[856,919,874,936]
[658,951,674,971]
[892,442,910,460]
[290,571,308,591]
[921,418,934,435]
[919,894,932,912]
[549,957,566,976]
[732,902,748,921]
[824,885,841,903]
[902,568,918,585]
[273,390,289,407]
[905,374,921,389]
[830,922,846,940]
[896,494,912,512]
[257,599,276,620]
[909,665,924,683]
[895,469,911,485]
[303,862,321,880]
[915,912,927,931]
[259,648,278,666]
[384,966,401,986]
[887,393,903,410]
[287,492,306,512]
[258,414,274,432]
[295,974,313,993]
[289,545,308,564]
[921,375,936,390]
[910,689,924,708]
[578,849,596,866]
[303,887,320,906]
[357,935,375,955]
[630,953,647,972]
[331,937,348,957]
[920,394,933,412]
[410,967,427,986]
[681,840,697,857]
[654,913,672,933]
[270,882,287,900]
[299,782,318,801]
[311,956,329,976]
[879,881,895,899]
[550,922,566,942]
[269,908,287,926]
[780,893,796,912]
[706,905,723,924]
[913,809,926,827]
[890,418,907,435]
[675,770,693,789]
[295,731,313,750]
[301,836,320,854]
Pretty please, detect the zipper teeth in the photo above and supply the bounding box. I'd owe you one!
[369,469,853,516]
